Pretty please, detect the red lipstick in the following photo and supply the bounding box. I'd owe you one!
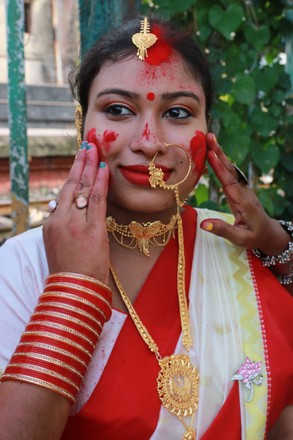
[120,164,171,186]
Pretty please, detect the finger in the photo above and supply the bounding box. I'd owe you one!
[73,143,99,201]
[206,133,239,180]
[200,218,251,248]
[57,147,87,212]
[87,161,109,223]
[207,148,240,192]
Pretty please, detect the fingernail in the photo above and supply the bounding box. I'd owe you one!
[99,162,107,168]
[201,221,213,231]
[86,143,93,150]
[80,141,88,150]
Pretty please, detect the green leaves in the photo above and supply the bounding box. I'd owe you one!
[244,24,270,49]
[208,4,244,39]
[232,74,256,105]
[252,141,280,174]
[144,0,293,219]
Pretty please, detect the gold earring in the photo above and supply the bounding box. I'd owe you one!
[148,143,192,207]
[75,103,83,147]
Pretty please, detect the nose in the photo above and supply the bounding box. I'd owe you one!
[130,121,167,158]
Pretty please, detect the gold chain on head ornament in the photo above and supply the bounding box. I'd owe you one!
[132,17,158,61]
[110,144,198,439]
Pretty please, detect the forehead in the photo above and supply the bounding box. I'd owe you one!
[91,54,205,97]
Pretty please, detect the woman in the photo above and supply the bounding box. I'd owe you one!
[0,16,292,439]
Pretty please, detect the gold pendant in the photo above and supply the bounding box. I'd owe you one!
[157,354,199,417]
[183,428,197,440]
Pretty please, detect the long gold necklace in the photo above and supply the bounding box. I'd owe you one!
[106,212,179,257]
[110,211,199,440]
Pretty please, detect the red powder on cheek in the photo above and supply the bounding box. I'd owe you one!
[146,25,172,66]
[142,123,151,141]
[147,92,155,101]
[87,128,100,147]
[189,131,207,176]
[103,130,119,153]
[103,130,118,143]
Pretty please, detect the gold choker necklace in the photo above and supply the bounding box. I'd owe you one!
[106,212,179,257]
[110,211,199,439]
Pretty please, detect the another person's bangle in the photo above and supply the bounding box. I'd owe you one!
[252,220,293,285]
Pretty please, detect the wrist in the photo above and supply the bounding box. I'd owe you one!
[252,221,293,285]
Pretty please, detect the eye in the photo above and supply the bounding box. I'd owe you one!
[163,107,192,119]
[104,104,134,116]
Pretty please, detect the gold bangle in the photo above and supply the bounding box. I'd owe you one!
[0,373,75,403]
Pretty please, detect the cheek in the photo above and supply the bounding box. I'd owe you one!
[86,128,119,158]
[189,130,207,178]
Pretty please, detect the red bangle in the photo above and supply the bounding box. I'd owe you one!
[0,271,113,404]
[34,303,103,331]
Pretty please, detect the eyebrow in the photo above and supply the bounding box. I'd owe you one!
[96,88,201,103]
[162,91,201,103]
[96,88,139,100]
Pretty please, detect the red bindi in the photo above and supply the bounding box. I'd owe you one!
[147,92,155,101]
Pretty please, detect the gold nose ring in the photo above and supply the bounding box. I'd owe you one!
[148,143,192,207]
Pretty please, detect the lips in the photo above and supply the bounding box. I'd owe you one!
[120,164,172,186]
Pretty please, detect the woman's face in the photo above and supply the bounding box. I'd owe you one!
[84,53,208,217]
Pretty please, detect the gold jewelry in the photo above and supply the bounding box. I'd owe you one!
[75,103,83,147]
[148,143,192,207]
[110,209,198,439]
[132,17,158,61]
[106,212,180,257]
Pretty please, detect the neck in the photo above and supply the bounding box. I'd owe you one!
[106,200,181,225]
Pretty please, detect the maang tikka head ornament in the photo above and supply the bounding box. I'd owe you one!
[132,17,158,61]
[148,144,192,207]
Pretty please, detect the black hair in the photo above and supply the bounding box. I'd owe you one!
[69,16,213,121]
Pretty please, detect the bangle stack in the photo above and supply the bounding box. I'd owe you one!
[252,220,293,285]
[0,272,112,403]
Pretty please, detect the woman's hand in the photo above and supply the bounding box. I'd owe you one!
[43,143,110,284]
[200,133,290,257]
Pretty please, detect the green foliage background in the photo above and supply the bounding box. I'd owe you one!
[142,0,293,220]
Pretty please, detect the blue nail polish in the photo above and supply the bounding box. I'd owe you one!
[99,162,106,168]
[86,143,93,150]
[80,141,88,150]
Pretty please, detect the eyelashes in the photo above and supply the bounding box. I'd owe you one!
[104,104,192,120]
[104,104,134,116]
[162,107,192,119]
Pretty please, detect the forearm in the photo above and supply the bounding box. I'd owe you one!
[0,381,70,440]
